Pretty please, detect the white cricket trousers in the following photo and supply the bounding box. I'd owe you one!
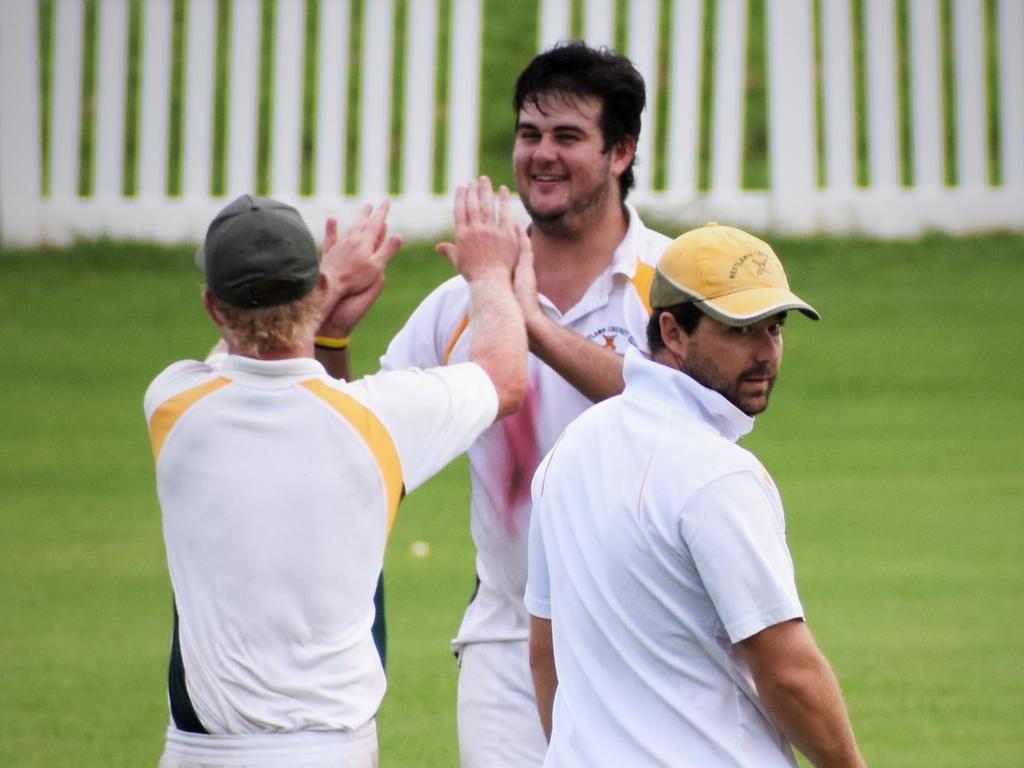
[158,720,378,768]
[457,640,548,768]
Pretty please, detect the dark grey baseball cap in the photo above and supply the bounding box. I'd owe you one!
[197,195,320,307]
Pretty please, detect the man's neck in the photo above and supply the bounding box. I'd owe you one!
[530,201,630,313]
[652,347,683,372]
[226,342,313,361]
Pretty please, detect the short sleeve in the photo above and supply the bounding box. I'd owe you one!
[342,362,497,492]
[380,277,470,370]
[679,471,803,643]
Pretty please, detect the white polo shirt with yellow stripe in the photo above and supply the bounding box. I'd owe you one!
[144,354,497,735]
[381,205,671,651]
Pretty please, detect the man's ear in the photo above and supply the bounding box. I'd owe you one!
[611,136,637,178]
[659,310,689,362]
[202,289,224,328]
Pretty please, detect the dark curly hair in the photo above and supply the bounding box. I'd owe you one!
[646,303,705,353]
[513,41,646,200]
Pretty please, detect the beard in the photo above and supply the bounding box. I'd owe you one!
[521,160,614,239]
[685,352,777,416]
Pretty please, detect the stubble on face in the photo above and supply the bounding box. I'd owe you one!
[682,338,778,416]
[514,94,618,240]
[524,158,614,239]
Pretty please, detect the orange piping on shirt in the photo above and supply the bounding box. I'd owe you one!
[636,453,656,519]
[443,314,470,365]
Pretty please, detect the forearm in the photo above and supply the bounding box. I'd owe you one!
[742,623,866,767]
[467,268,527,417]
[525,311,625,402]
[529,616,557,741]
[314,345,351,380]
[758,659,865,767]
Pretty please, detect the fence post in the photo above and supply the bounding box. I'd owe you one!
[94,0,129,201]
[865,0,900,191]
[1000,0,1024,189]
[821,0,855,192]
[584,0,615,51]
[0,0,42,245]
[666,0,703,198]
[139,0,173,201]
[710,0,747,198]
[360,0,395,199]
[272,0,306,197]
[183,0,217,198]
[403,0,439,199]
[316,0,350,198]
[447,0,482,190]
[627,0,660,196]
[538,0,570,50]
[953,0,987,188]
[910,0,944,191]
[767,0,817,232]
[226,0,261,197]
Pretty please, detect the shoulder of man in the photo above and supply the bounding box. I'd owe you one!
[381,274,472,369]
[143,359,219,420]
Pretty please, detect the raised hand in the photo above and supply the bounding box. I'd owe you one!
[512,224,543,326]
[318,201,403,338]
[437,176,528,417]
[437,176,520,282]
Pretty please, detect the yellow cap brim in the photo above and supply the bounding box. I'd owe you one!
[696,286,820,327]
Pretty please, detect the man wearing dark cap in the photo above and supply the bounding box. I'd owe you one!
[526,224,867,767]
[145,179,528,767]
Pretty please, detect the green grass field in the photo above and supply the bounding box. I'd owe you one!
[1,231,1022,766]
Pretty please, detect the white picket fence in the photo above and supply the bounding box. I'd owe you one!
[1,0,1022,246]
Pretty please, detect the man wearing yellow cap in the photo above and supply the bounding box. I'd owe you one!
[526,224,867,767]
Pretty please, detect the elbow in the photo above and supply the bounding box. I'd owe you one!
[496,373,526,419]
[757,666,815,704]
[480,352,526,419]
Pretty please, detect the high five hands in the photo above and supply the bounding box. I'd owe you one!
[318,201,403,340]
[438,176,531,284]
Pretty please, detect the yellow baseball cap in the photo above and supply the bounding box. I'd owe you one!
[649,223,820,326]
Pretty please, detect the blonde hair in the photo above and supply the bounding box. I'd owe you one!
[211,289,322,358]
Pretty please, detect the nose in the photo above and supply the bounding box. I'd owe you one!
[752,328,782,365]
[534,135,558,163]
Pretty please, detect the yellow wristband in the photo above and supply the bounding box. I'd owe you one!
[314,335,351,350]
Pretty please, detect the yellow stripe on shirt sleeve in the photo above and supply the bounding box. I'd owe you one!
[300,379,406,536]
[630,261,655,316]
[148,377,232,463]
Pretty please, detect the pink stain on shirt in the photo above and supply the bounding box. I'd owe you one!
[498,374,541,537]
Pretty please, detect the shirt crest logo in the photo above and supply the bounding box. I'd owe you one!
[587,325,637,353]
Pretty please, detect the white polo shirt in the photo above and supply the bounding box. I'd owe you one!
[381,205,671,650]
[526,348,804,767]
[144,354,497,735]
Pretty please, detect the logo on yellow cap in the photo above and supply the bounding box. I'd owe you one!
[729,250,774,280]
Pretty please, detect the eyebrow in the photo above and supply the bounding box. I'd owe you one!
[515,121,589,134]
